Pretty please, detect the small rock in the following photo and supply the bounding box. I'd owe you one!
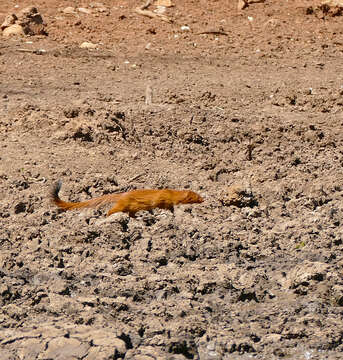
[180,25,190,31]
[221,184,255,208]
[322,0,343,7]
[0,283,9,296]
[17,6,47,35]
[78,7,92,14]
[155,6,167,14]
[1,6,47,36]
[80,41,98,49]
[14,201,27,213]
[77,296,97,306]
[317,0,343,15]
[90,2,104,7]
[17,338,44,360]
[1,13,17,30]
[332,285,343,306]
[63,6,76,14]
[90,330,126,352]
[53,279,70,295]
[17,6,41,19]
[63,107,79,118]
[89,2,108,12]
[0,349,13,360]
[237,0,248,10]
[285,261,329,290]
[43,337,89,359]
[263,333,282,344]
[85,347,118,360]
[125,346,166,360]
[2,23,24,37]
[155,0,174,7]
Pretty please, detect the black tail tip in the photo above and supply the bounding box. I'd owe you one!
[52,180,63,199]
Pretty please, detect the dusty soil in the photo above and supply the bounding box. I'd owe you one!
[1,0,343,359]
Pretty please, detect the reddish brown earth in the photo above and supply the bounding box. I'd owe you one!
[1,0,343,359]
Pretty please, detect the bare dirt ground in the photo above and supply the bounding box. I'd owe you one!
[1,0,343,359]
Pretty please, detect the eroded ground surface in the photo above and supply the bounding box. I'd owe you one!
[1,0,343,359]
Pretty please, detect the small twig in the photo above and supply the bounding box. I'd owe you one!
[141,0,152,10]
[248,0,265,4]
[246,141,255,161]
[16,48,46,55]
[127,173,145,183]
[145,84,153,105]
[196,30,229,36]
[135,8,171,22]
[22,174,46,183]
[135,0,172,23]
[238,0,265,10]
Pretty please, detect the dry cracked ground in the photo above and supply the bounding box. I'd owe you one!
[1,0,343,359]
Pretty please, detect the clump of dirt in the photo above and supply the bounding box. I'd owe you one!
[1,5,47,37]
[221,183,257,208]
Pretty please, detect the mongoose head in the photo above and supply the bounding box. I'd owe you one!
[181,190,204,204]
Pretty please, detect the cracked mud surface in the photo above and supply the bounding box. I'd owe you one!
[1,0,343,359]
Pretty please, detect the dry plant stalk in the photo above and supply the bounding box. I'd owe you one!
[238,0,265,10]
[246,141,255,161]
[145,84,153,105]
[196,30,228,36]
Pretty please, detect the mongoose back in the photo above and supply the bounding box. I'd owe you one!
[52,181,204,217]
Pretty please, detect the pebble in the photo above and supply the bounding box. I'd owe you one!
[155,0,173,6]
[238,0,247,10]
[80,41,98,49]
[155,6,167,14]
[63,7,76,14]
[89,2,108,12]
[78,7,92,14]
[91,330,126,351]
[2,24,24,37]
[90,2,106,9]
[1,14,17,31]
[180,25,190,31]
[43,337,89,359]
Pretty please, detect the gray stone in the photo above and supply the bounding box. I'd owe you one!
[17,338,44,360]
[41,336,89,360]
